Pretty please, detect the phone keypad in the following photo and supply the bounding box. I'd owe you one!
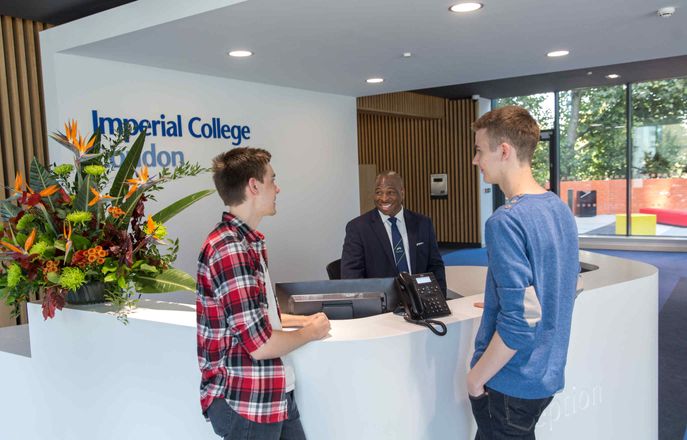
[419,286,451,318]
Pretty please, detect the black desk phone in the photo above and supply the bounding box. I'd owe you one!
[395,272,451,336]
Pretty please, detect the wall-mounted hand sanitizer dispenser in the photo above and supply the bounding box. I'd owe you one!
[430,174,448,199]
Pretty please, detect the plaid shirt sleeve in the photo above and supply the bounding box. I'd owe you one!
[208,239,273,353]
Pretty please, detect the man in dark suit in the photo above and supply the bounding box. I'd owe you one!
[341,171,446,294]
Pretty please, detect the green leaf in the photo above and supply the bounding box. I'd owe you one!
[140,264,158,273]
[151,189,215,224]
[46,272,60,284]
[104,273,117,283]
[71,234,90,250]
[74,174,92,212]
[117,276,127,289]
[113,187,145,228]
[109,131,146,201]
[101,264,117,274]
[36,204,58,237]
[29,157,60,193]
[54,240,66,251]
[0,200,21,221]
[133,267,196,293]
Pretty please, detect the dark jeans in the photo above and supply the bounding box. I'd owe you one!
[470,387,553,440]
[207,391,306,440]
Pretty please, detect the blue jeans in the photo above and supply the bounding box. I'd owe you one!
[470,387,553,440]
[207,391,306,440]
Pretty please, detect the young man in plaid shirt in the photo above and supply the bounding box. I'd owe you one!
[197,147,330,440]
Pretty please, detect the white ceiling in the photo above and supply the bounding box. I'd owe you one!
[62,0,687,97]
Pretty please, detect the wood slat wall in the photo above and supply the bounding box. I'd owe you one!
[0,16,51,327]
[357,92,480,244]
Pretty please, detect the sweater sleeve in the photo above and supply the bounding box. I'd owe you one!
[485,214,541,351]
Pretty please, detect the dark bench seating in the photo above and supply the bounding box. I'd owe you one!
[638,208,687,227]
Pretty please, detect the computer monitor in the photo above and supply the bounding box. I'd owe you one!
[275,278,399,320]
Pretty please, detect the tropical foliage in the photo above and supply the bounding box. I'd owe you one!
[494,77,687,184]
[0,121,213,320]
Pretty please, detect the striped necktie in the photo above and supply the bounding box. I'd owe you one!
[388,216,409,273]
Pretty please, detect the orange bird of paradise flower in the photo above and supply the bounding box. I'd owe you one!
[0,228,37,255]
[145,215,165,240]
[63,222,73,257]
[49,119,99,161]
[11,171,59,205]
[89,187,114,207]
[65,120,78,143]
[125,165,151,198]
[13,172,23,194]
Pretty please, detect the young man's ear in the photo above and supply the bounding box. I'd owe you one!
[247,177,259,195]
[500,142,514,161]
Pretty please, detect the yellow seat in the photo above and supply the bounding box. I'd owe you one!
[615,213,657,235]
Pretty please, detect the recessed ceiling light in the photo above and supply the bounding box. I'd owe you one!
[449,2,483,13]
[228,50,253,58]
[366,78,384,84]
[657,6,676,17]
[605,73,620,79]
[547,50,569,58]
[403,52,412,58]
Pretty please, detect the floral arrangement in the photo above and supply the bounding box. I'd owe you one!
[0,121,212,320]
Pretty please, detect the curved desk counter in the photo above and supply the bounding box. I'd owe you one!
[0,251,657,439]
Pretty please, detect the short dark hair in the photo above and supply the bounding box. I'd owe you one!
[212,147,272,206]
[472,105,540,164]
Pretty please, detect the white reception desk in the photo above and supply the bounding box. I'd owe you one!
[0,250,657,439]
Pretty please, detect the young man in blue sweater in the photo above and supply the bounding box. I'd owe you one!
[467,106,579,439]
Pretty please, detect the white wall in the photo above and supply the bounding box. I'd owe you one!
[43,54,359,287]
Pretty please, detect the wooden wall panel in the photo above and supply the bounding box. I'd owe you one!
[357,92,479,244]
[0,16,51,327]
[357,92,445,119]
[0,16,49,200]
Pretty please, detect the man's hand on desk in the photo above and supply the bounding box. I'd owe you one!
[301,313,330,341]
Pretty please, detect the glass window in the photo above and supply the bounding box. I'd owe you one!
[558,85,628,236]
[493,93,555,130]
[631,77,687,237]
[493,94,554,189]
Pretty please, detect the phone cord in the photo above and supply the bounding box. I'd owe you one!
[404,316,447,336]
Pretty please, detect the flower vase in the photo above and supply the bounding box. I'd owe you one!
[66,282,106,305]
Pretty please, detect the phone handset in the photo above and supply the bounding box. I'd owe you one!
[395,271,451,336]
[396,272,424,319]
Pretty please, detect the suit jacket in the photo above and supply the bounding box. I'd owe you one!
[341,208,446,293]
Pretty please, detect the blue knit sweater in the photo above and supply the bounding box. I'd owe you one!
[470,192,579,399]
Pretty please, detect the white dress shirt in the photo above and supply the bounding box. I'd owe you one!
[377,207,412,274]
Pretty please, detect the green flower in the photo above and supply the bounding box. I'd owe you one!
[66,211,92,225]
[59,267,86,291]
[83,165,106,176]
[7,263,22,288]
[154,224,167,239]
[29,241,48,256]
[16,214,36,231]
[53,164,74,176]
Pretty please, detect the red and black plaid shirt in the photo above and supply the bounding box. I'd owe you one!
[196,212,287,423]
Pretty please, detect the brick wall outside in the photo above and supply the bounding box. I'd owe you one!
[560,178,687,215]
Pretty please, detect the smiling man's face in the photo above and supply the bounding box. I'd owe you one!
[374,175,404,217]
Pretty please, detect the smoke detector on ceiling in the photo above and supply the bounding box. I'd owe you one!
[657,6,676,17]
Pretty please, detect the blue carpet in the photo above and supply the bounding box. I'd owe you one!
[589,249,687,311]
[441,247,488,267]
[442,247,687,440]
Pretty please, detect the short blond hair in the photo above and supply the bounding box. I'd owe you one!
[472,106,540,164]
